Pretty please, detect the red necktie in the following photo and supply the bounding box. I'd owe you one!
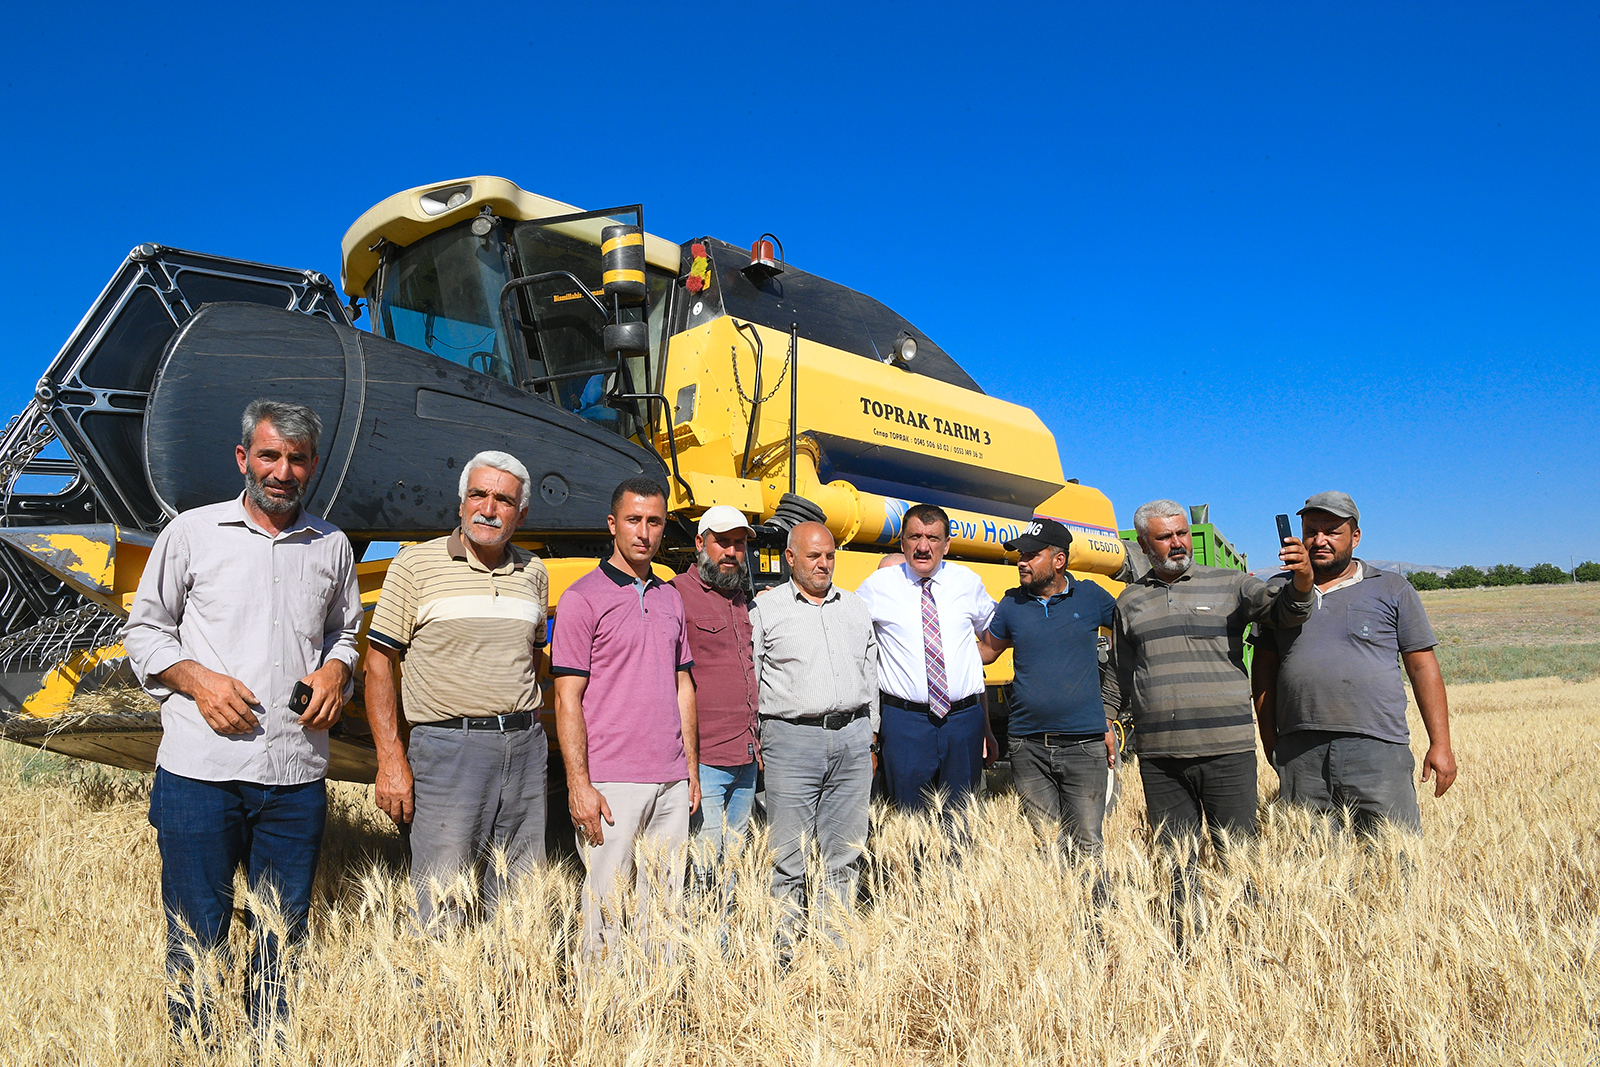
[921,577,949,718]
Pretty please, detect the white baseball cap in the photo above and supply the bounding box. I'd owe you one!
[697,505,755,536]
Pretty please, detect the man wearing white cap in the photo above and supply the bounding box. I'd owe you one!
[670,505,761,885]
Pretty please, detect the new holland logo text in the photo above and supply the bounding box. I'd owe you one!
[859,397,992,444]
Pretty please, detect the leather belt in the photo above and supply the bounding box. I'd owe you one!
[1017,731,1105,747]
[880,692,982,716]
[420,712,538,732]
[767,706,868,730]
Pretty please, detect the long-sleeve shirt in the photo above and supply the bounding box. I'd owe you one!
[670,569,758,767]
[855,561,995,704]
[750,581,880,731]
[123,494,363,785]
[1113,563,1314,758]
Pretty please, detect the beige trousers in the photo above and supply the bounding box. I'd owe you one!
[578,779,690,958]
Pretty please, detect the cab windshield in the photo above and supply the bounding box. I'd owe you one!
[372,224,515,385]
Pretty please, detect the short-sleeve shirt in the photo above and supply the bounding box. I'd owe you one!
[550,559,693,784]
[987,576,1116,736]
[1253,561,1438,745]
[366,530,549,724]
[855,561,996,703]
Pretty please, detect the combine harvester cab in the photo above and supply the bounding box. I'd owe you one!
[0,175,1136,783]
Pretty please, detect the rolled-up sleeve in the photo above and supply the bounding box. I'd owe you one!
[122,520,192,700]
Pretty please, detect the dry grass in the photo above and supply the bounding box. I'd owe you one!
[2,675,1598,1065]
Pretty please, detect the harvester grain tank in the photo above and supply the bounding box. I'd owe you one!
[0,176,1133,779]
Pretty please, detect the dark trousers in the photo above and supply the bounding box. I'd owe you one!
[1138,750,1258,852]
[879,697,985,812]
[149,767,327,1035]
[1010,735,1110,857]
[1273,730,1421,834]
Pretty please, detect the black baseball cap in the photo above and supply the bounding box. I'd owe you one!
[1004,518,1074,554]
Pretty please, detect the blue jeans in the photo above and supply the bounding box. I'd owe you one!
[690,762,758,877]
[148,767,327,1035]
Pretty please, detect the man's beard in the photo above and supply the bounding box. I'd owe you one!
[1312,547,1355,581]
[697,550,748,592]
[1020,568,1058,596]
[1151,548,1191,580]
[244,467,305,516]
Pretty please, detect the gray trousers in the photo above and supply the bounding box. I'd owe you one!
[1274,730,1422,834]
[578,780,690,958]
[407,721,548,929]
[1009,735,1110,857]
[760,715,873,946]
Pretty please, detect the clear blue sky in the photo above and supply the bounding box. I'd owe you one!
[2,4,1595,570]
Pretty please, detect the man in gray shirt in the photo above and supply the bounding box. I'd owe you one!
[124,399,362,1036]
[751,521,878,948]
[1252,492,1457,834]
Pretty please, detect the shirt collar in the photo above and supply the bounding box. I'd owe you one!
[1313,558,1371,602]
[447,528,526,574]
[789,579,840,604]
[600,557,661,588]
[217,491,319,539]
[901,561,945,585]
[1140,560,1194,588]
[1027,574,1076,604]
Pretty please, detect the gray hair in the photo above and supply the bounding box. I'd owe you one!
[459,450,531,510]
[1132,499,1186,538]
[241,399,322,456]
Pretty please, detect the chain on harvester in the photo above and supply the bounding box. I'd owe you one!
[729,336,791,407]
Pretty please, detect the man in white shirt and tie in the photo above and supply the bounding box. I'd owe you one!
[857,503,998,811]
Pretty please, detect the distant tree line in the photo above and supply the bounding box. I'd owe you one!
[1408,561,1600,591]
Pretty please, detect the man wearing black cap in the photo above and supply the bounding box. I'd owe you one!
[1251,492,1457,834]
[979,518,1118,858]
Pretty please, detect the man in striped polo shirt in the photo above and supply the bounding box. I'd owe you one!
[364,451,550,929]
[1114,500,1313,859]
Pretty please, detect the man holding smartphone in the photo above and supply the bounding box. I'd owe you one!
[1251,491,1457,834]
[125,400,363,1036]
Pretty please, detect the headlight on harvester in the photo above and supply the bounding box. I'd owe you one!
[890,331,917,366]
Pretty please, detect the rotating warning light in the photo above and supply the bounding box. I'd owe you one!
[741,232,785,283]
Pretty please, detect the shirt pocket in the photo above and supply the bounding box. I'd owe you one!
[1184,600,1234,639]
[1347,605,1395,647]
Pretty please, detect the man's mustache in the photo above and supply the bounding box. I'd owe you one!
[472,514,503,528]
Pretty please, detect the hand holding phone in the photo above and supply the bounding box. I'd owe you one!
[291,680,313,715]
[1275,514,1294,545]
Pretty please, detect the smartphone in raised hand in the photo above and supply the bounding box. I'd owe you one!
[1275,514,1295,545]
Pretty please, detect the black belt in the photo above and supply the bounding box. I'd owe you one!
[1017,731,1105,747]
[419,712,538,732]
[767,706,868,730]
[880,692,982,716]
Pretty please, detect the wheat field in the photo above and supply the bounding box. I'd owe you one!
[1,670,1597,1066]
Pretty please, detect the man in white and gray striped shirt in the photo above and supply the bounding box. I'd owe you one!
[751,521,878,947]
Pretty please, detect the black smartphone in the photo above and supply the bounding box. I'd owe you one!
[1275,514,1295,545]
[290,680,313,714]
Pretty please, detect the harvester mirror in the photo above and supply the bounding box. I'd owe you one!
[603,320,650,357]
[601,224,647,305]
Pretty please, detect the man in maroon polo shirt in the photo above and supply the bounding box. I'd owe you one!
[552,477,700,958]
[669,505,760,890]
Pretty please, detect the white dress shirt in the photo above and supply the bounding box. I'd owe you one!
[123,494,363,785]
[855,561,995,704]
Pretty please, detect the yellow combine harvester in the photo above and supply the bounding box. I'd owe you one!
[0,177,1132,781]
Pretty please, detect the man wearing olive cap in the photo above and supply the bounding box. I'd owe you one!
[670,505,761,887]
[1251,492,1457,834]
[979,518,1119,858]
